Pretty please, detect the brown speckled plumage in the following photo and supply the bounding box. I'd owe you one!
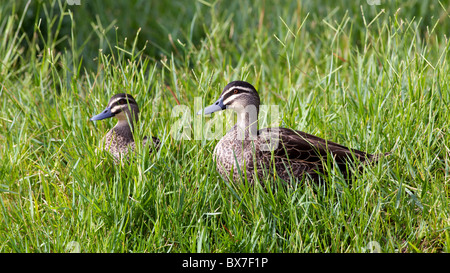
[91,93,159,161]
[200,81,386,184]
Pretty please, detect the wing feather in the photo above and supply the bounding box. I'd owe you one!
[257,127,374,180]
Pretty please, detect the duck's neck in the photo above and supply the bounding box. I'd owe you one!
[235,106,258,141]
[113,119,135,141]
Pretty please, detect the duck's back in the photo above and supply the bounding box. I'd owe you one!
[102,128,160,161]
[213,126,376,183]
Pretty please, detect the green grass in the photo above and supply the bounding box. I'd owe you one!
[1,0,450,253]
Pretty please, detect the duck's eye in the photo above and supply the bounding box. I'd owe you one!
[119,99,126,105]
[233,90,239,94]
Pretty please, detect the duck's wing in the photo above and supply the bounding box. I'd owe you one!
[257,127,376,180]
[150,136,160,148]
[143,136,161,152]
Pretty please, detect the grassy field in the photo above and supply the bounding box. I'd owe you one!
[0,0,449,253]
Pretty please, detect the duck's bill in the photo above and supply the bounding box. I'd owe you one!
[90,107,115,121]
[197,97,226,115]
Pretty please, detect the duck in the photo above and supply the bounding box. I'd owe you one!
[198,81,386,184]
[90,93,160,161]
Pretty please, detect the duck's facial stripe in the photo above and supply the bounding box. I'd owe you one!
[222,94,241,106]
[110,105,124,114]
[222,86,254,105]
[224,86,254,96]
[109,97,137,107]
[109,98,137,113]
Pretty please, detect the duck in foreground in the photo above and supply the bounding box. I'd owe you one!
[90,93,160,161]
[198,81,386,184]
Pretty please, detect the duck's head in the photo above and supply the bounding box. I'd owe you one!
[90,93,140,123]
[198,81,260,115]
